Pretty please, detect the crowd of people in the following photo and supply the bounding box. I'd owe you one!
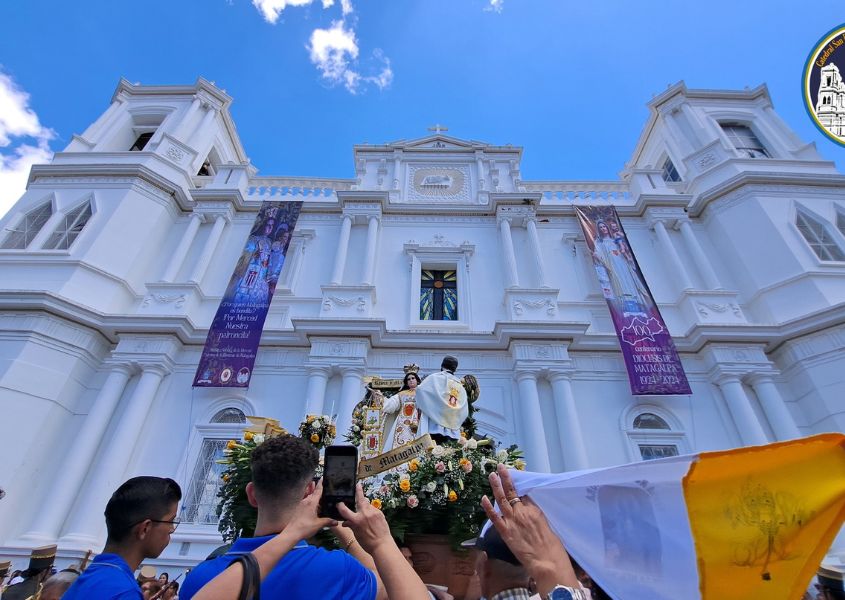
[1,433,842,599]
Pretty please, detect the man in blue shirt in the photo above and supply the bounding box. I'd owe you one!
[63,476,182,600]
[181,435,383,600]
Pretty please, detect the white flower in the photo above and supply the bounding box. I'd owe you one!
[399,473,410,482]
[457,436,468,447]
[312,420,323,431]
[253,434,265,444]
[352,425,360,432]
[496,449,508,461]
[432,445,446,458]
[425,481,436,493]
[466,439,478,450]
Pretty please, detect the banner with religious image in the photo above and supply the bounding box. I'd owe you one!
[575,206,691,395]
[193,201,303,388]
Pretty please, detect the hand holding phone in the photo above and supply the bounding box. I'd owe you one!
[319,445,358,520]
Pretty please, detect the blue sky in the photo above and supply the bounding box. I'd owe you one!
[1,1,844,216]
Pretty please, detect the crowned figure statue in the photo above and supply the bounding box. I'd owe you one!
[381,356,470,452]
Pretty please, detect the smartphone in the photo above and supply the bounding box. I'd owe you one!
[320,445,358,520]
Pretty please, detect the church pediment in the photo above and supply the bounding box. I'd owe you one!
[388,134,488,152]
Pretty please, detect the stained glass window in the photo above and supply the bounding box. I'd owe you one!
[420,269,457,320]
[633,412,671,430]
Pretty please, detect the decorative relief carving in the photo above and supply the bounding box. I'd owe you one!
[512,299,557,316]
[404,164,472,203]
[165,145,185,163]
[698,152,717,168]
[142,294,187,309]
[322,295,367,312]
[696,302,743,318]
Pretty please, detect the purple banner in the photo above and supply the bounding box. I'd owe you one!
[575,206,691,395]
[193,201,303,388]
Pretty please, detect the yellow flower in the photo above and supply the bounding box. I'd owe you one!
[459,458,470,467]
[307,415,316,423]
[310,433,320,443]
[244,431,254,441]
[448,490,458,502]
[221,473,230,482]
[328,424,337,435]
[514,459,526,471]
[409,459,419,472]
[371,498,382,510]
[460,431,467,439]
[226,440,238,450]
[399,479,412,493]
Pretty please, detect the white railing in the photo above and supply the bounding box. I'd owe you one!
[247,176,357,200]
[521,181,631,202]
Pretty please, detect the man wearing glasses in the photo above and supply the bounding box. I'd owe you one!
[63,476,182,599]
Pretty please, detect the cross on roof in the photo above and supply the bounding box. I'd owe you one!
[428,124,449,134]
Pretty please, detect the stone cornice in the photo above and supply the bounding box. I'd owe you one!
[1,292,843,355]
[688,170,845,217]
[29,162,193,211]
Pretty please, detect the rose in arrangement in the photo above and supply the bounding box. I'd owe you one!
[298,414,336,450]
[364,436,525,548]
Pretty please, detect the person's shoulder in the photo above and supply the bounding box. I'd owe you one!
[181,557,231,599]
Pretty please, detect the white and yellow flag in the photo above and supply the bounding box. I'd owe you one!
[511,434,845,600]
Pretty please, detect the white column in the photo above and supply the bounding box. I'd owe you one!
[677,220,722,290]
[161,212,204,282]
[653,220,694,291]
[515,372,551,472]
[526,217,549,288]
[83,97,125,142]
[191,104,218,142]
[62,365,169,544]
[330,214,353,285]
[21,363,134,543]
[549,373,588,471]
[189,214,227,285]
[174,96,202,140]
[499,217,520,288]
[335,368,363,438]
[304,366,331,416]
[716,375,768,446]
[476,155,485,190]
[361,215,380,286]
[748,374,801,441]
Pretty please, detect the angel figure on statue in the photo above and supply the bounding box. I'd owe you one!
[382,356,469,451]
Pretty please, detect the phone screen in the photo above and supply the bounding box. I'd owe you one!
[320,446,358,520]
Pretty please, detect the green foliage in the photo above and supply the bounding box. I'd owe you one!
[366,438,524,549]
[216,438,259,542]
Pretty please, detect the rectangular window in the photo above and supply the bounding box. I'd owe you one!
[638,444,679,461]
[129,131,154,151]
[661,158,681,183]
[796,212,845,261]
[1,202,52,249]
[721,124,770,158]
[182,439,228,524]
[419,269,458,320]
[43,201,92,250]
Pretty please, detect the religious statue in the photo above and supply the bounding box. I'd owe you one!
[349,356,480,462]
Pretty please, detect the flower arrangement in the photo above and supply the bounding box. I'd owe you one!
[365,434,524,548]
[299,414,336,449]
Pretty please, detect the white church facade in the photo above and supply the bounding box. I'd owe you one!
[1,78,844,569]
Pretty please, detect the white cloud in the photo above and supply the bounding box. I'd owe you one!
[307,22,392,93]
[485,0,504,13]
[0,71,53,219]
[251,0,315,24]
[340,0,353,15]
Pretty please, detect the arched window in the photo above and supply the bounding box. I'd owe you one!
[1,201,52,249]
[182,407,246,525]
[633,412,671,430]
[623,406,687,462]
